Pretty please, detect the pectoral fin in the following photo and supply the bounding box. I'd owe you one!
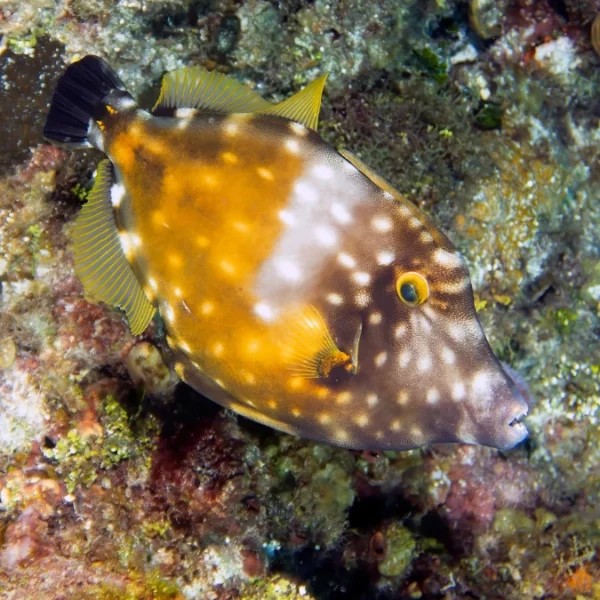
[280,305,354,379]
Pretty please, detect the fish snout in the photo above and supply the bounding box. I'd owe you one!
[472,368,529,450]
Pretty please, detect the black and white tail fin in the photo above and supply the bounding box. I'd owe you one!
[43,55,135,148]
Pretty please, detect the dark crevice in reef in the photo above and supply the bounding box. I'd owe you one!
[0,38,65,176]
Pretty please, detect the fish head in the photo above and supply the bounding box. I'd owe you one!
[321,197,529,451]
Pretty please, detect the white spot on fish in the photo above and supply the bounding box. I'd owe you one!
[371,215,393,233]
[254,302,276,322]
[441,346,456,365]
[312,164,334,180]
[336,391,352,405]
[110,184,125,207]
[223,121,239,136]
[374,352,387,367]
[390,420,401,432]
[318,412,332,425]
[420,231,433,243]
[338,252,356,268]
[275,258,303,282]
[439,279,469,294]
[471,370,493,397]
[447,323,467,342]
[433,248,463,268]
[355,414,370,428]
[394,324,407,339]
[279,209,296,227]
[417,353,432,373]
[326,293,344,305]
[410,425,423,439]
[290,122,308,136]
[284,138,300,154]
[369,312,382,325]
[408,217,421,229]
[355,290,371,308]
[174,287,183,298]
[452,381,466,400]
[376,251,394,266]
[366,393,379,408]
[315,225,337,247]
[331,203,352,224]
[257,167,274,181]
[398,350,411,368]
[397,390,409,405]
[176,117,192,130]
[175,108,197,118]
[164,303,175,323]
[148,277,158,291]
[200,300,214,315]
[352,271,371,286]
[119,232,133,257]
[426,388,440,404]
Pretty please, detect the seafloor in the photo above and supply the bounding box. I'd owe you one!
[0,1,599,599]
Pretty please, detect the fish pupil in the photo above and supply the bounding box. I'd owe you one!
[400,283,418,304]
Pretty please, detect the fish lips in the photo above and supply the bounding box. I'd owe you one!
[477,370,529,450]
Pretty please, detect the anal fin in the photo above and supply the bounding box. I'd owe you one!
[72,160,156,335]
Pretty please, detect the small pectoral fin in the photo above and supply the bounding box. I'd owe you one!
[72,160,156,335]
[152,66,273,114]
[281,304,355,379]
[257,74,328,131]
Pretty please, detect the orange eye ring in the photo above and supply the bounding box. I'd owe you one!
[396,272,429,306]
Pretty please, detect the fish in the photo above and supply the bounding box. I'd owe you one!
[43,55,529,451]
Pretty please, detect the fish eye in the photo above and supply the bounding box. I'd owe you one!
[396,272,429,306]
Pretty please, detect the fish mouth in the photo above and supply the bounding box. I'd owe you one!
[504,400,529,445]
[508,410,528,431]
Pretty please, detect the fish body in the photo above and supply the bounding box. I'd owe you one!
[44,56,528,450]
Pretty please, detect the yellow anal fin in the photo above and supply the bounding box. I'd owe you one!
[281,304,353,379]
[257,74,328,132]
[72,160,155,335]
[152,66,273,114]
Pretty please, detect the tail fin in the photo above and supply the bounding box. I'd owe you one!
[44,56,134,147]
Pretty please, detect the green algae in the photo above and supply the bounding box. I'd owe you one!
[492,509,535,537]
[43,395,158,493]
[81,570,183,600]
[413,47,448,84]
[378,522,417,578]
[239,575,313,600]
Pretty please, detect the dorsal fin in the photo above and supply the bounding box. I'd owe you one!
[152,66,272,114]
[72,160,156,335]
[257,74,327,131]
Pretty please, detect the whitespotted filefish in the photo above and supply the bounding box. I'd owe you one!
[44,56,528,450]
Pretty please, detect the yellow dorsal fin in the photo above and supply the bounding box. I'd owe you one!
[72,160,156,335]
[152,66,273,113]
[281,304,353,379]
[257,74,328,131]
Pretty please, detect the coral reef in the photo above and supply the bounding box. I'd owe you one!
[1,1,599,599]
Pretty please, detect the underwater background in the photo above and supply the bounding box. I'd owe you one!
[0,0,599,598]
